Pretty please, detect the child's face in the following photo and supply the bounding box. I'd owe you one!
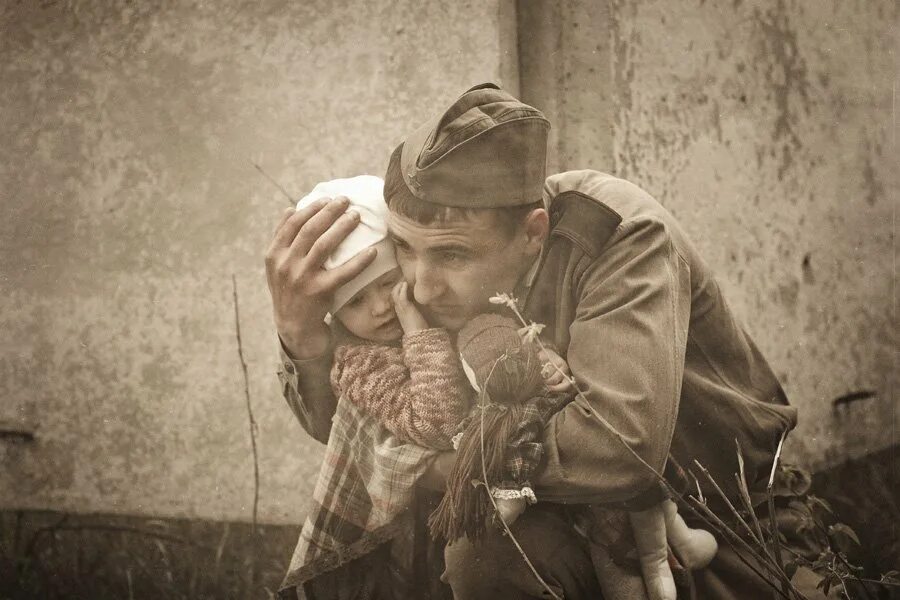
[335,268,404,342]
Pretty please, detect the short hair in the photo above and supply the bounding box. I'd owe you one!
[383,144,542,237]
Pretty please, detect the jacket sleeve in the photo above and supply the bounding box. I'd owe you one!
[535,217,691,508]
[276,340,337,444]
[332,329,470,449]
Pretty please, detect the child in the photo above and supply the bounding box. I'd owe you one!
[291,176,716,600]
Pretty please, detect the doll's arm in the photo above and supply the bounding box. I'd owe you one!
[629,505,677,600]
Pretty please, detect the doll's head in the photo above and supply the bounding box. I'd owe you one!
[457,314,544,406]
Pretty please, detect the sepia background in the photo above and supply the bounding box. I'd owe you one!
[1,0,896,597]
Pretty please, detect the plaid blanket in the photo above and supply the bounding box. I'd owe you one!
[281,395,438,595]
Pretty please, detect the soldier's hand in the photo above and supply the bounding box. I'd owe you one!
[264,197,376,358]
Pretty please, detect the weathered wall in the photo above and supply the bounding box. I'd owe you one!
[535,0,896,469]
[2,0,894,528]
[0,0,517,524]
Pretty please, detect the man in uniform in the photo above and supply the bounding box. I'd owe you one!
[267,83,804,599]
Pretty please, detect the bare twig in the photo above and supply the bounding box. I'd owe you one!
[232,274,260,599]
[251,160,295,205]
[687,497,803,600]
[232,274,260,537]
[767,430,791,600]
[689,498,794,599]
[735,440,768,548]
[693,460,764,548]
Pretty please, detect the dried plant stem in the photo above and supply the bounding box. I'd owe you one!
[692,459,764,548]
[686,497,803,600]
[232,274,260,537]
[233,275,260,600]
[686,498,795,600]
[767,431,791,600]
[251,159,295,205]
[735,441,768,548]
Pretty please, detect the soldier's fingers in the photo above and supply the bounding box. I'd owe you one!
[302,209,362,266]
[274,197,346,253]
[265,208,299,268]
[320,246,377,290]
[272,207,295,236]
[288,198,356,259]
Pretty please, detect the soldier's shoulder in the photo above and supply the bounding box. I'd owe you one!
[546,170,666,257]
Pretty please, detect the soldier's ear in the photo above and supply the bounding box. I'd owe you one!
[522,208,549,253]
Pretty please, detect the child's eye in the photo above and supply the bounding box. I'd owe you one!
[345,294,364,308]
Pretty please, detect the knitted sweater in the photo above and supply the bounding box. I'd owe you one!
[330,328,470,451]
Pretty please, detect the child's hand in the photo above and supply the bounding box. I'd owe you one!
[391,281,429,333]
[539,347,573,393]
[494,497,526,526]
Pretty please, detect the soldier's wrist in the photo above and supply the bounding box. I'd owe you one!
[279,323,331,360]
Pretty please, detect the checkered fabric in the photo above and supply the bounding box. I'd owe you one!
[281,397,437,592]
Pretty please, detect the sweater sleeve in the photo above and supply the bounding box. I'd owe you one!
[331,329,470,450]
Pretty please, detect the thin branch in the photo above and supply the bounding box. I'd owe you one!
[767,430,791,600]
[689,498,794,600]
[692,460,764,548]
[736,440,768,548]
[232,274,260,537]
[687,497,803,600]
[251,160,295,205]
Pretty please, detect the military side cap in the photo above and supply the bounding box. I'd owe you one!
[394,83,550,208]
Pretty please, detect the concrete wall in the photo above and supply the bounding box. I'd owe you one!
[525,0,896,469]
[0,0,517,524]
[2,0,894,526]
